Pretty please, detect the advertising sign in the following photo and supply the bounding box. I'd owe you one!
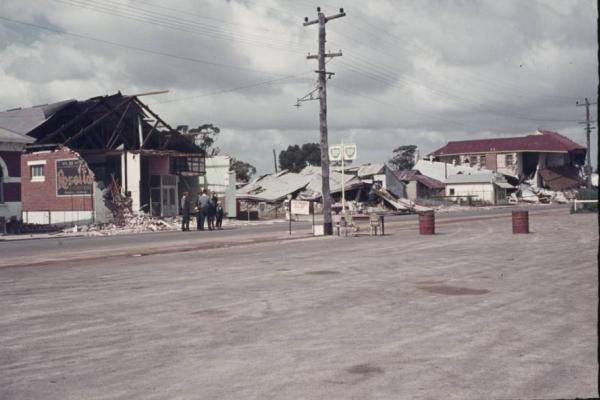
[329,144,357,161]
[56,159,94,196]
[290,200,311,215]
[329,145,342,161]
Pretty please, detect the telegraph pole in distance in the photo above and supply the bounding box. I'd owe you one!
[304,6,345,235]
[576,97,596,188]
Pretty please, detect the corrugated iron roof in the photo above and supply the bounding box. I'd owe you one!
[413,159,491,181]
[394,169,445,189]
[430,130,586,157]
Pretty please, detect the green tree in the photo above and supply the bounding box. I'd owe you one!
[231,159,256,183]
[389,145,417,170]
[279,143,321,172]
[188,124,220,155]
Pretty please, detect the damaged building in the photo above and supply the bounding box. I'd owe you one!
[428,129,587,191]
[0,92,204,226]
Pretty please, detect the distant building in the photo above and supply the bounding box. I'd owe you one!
[445,172,514,205]
[202,155,237,218]
[394,169,445,202]
[0,126,34,232]
[429,130,586,190]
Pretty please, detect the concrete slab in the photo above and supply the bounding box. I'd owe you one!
[0,210,596,399]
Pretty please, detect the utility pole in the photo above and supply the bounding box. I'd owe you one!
[576,97,596,188]
[273,149,278,173]
[303,6,345,235]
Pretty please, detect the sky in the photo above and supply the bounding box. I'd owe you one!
[0,0,597,175]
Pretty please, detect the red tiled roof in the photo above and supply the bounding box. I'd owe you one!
[538,166,582,191]
[430,130,586,157]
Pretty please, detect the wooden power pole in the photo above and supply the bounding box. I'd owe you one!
[303,6,345,235]
[577,97,596,188]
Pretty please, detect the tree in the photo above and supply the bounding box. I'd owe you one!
[279,143,321,172]
[230,159,256,183]
[187,124,220,155]
[389,145,417,170]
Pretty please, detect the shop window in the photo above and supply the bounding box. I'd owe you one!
[169,188,176,206]
[505,154,514,166]
[30,165,45,182]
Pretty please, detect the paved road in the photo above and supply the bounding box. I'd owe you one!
[0,208,596,399]
[0,204,568,267]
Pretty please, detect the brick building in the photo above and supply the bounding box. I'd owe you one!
[0,92,205,226]
[429,130,587,190]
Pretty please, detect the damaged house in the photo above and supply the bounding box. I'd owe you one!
[428,130,587,191]
[0,92,204,226]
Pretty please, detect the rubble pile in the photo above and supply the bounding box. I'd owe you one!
[104,178,133,226]
[79,214,180,236]
[517,184,575,204]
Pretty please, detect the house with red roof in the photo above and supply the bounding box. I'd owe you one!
[428,130,587,190]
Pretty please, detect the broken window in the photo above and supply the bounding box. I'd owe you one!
[469,156,477,166]
[480,155,486,167]
[170,156,205,175]
[505,154,514,166]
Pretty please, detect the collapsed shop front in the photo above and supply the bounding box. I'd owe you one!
[16,93,204,226]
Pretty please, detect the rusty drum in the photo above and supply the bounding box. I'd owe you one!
[419,211,435,235]
[512,210,529,234]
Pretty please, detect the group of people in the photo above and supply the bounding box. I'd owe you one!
[180,190,224,231]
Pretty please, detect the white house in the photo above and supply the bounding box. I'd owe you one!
[445,173,514,205]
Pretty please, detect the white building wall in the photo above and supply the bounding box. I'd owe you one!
[122,151,142,213]
[203,155,237,217]
[496,152,519,176]
[22,210,93,225]
[446,182,495,203]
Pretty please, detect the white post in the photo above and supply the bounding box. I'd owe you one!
[341,140,346,214]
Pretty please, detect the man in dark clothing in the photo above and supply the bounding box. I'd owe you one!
[207,195,217,230]
[196,190,210,231]
[180,191,191,231]
[215,201,224,229]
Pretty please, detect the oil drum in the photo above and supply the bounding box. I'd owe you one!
[512,210,529,234]
[419,210,435,235]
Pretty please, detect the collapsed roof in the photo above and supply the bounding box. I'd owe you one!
[237,165,364,203]
[0,92,201,155]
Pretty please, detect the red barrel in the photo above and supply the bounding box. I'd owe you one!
[419,211,435,235]
[512,210,529,234]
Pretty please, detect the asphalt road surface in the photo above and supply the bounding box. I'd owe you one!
[0,206,597,399]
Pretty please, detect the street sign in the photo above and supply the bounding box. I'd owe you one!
[343,144,357,160]
[329,143,357,161]
[329,145,342,161]
[291,200,311,215]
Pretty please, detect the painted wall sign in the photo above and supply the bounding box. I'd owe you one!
[56,159,94,196]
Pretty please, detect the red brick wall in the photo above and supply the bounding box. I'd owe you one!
[21,148,94,212]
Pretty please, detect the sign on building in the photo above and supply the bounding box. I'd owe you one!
[56,159,94,196]
[290,200,311,215]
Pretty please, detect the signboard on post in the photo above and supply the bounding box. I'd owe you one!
[329,145,342,161]
[290,200,311,215]
[56,159,94,196]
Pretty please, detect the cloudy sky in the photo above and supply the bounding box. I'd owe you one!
[0,0,597,174]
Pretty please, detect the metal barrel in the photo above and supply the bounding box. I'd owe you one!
[419,210,435,235]
[512,210,529,234]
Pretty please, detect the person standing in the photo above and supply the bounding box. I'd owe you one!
[215,201,224,230]
[196,190,209,231]
[180,191,191,231]
[207,194,217,231]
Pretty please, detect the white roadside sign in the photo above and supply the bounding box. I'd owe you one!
[290,200,311,215]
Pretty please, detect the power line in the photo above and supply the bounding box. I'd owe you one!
[0,15,290,76]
